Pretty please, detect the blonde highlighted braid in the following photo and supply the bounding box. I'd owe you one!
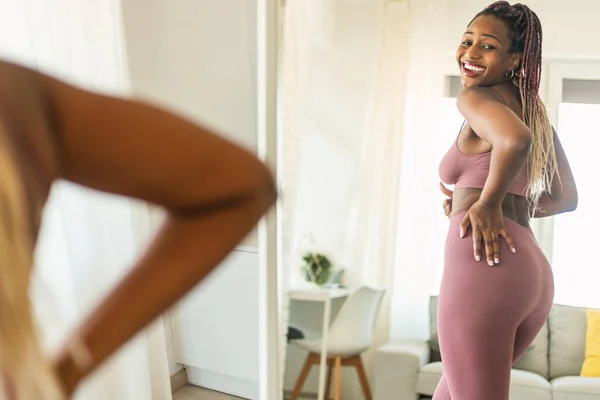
[0,127,64,399]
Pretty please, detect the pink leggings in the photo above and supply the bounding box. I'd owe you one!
[432,211,554,400]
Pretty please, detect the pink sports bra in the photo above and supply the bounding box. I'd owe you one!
[439,122,529,197]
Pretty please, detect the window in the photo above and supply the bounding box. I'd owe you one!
[550,78,600,308]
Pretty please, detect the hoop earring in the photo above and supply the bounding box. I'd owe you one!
[505,69,515,79]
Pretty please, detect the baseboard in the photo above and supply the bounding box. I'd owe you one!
[170,368,189,393]
[186,366,258,399]
[283,390,321,399]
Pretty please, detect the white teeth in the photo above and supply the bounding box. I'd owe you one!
[464,63,485,72]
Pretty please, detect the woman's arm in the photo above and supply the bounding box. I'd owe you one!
[457,87,532,207]
[34,70,276,394]
[456,87,531,264]
[532,128,578,218]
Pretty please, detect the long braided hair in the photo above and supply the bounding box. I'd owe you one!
[0,129,65,399]
[471,1,558,212]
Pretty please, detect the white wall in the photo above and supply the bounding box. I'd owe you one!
[121,0,257,150]
[120,0,258,250]
[120,0,259,393]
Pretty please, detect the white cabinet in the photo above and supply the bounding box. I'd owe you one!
[171,248,260,399]
[120,0,262,396]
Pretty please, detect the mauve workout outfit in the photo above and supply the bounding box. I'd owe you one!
[433,126,554,400]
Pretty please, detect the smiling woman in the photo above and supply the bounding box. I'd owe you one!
[458,12,523,86]
[434,2,578,400]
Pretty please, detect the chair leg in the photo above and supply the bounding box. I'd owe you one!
[334,357,342,400]
[353,356,372,400]
[291,353,318,400]
[325,359,334,400]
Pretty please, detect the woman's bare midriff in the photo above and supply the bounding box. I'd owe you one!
[451,188,531,228]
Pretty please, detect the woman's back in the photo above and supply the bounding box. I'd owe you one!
[445,82,532,227]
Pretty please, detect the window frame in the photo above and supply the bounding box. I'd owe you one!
[538,61,600,262]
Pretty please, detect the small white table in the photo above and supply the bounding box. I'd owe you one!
[288,287,350,400]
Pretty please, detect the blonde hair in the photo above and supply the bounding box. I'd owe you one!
[0,131,64,399]
[522,90,558,214]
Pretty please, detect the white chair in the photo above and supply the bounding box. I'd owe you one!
[290,286,386,400]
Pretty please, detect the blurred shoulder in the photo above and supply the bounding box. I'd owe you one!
[0,59,59,209]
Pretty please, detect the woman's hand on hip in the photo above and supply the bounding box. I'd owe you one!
[439,182,453,218]
[459,199,516,265]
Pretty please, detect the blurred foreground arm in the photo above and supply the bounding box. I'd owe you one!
[37,71,276,395]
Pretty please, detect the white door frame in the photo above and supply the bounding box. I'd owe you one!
[546,61,600,119]
[257,0,281,399]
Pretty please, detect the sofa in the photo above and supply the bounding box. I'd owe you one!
[373,296,600,400]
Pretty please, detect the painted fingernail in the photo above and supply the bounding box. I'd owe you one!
[511,248,516,253]
[495,258,499,264]
[488,260,494,266]
[475,255,480,261]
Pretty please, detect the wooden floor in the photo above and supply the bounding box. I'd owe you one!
[173,385,247,400]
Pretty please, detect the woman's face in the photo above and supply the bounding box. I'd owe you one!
[456,15,522,88]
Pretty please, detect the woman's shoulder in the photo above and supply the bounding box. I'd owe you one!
[458,85,507,104]
[0,60,59,218]
[0,60,58,166]
[456,87,507,119]
[457,84,522,117]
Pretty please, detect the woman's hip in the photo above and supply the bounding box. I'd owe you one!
[440,211,553,313]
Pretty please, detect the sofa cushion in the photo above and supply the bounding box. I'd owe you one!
[551,376,600,400]
[549,304,588,379]
[513,320,549,378]
[415,362,551,400]
[509,370,552,400]
[417,362,443,395]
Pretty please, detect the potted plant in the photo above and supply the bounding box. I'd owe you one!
[301,252,333,286]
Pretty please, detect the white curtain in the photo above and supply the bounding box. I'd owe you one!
[280,0,453,397]
[342,0,450,345]
[388,0,450,341]
[343,0,410,344]
[336,1,448,397]
[278,0,316,390]
[335,3,410,397]
[294,0,445,397]
[0,1,171,399]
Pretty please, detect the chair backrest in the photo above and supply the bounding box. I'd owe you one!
[327,286,386,350]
